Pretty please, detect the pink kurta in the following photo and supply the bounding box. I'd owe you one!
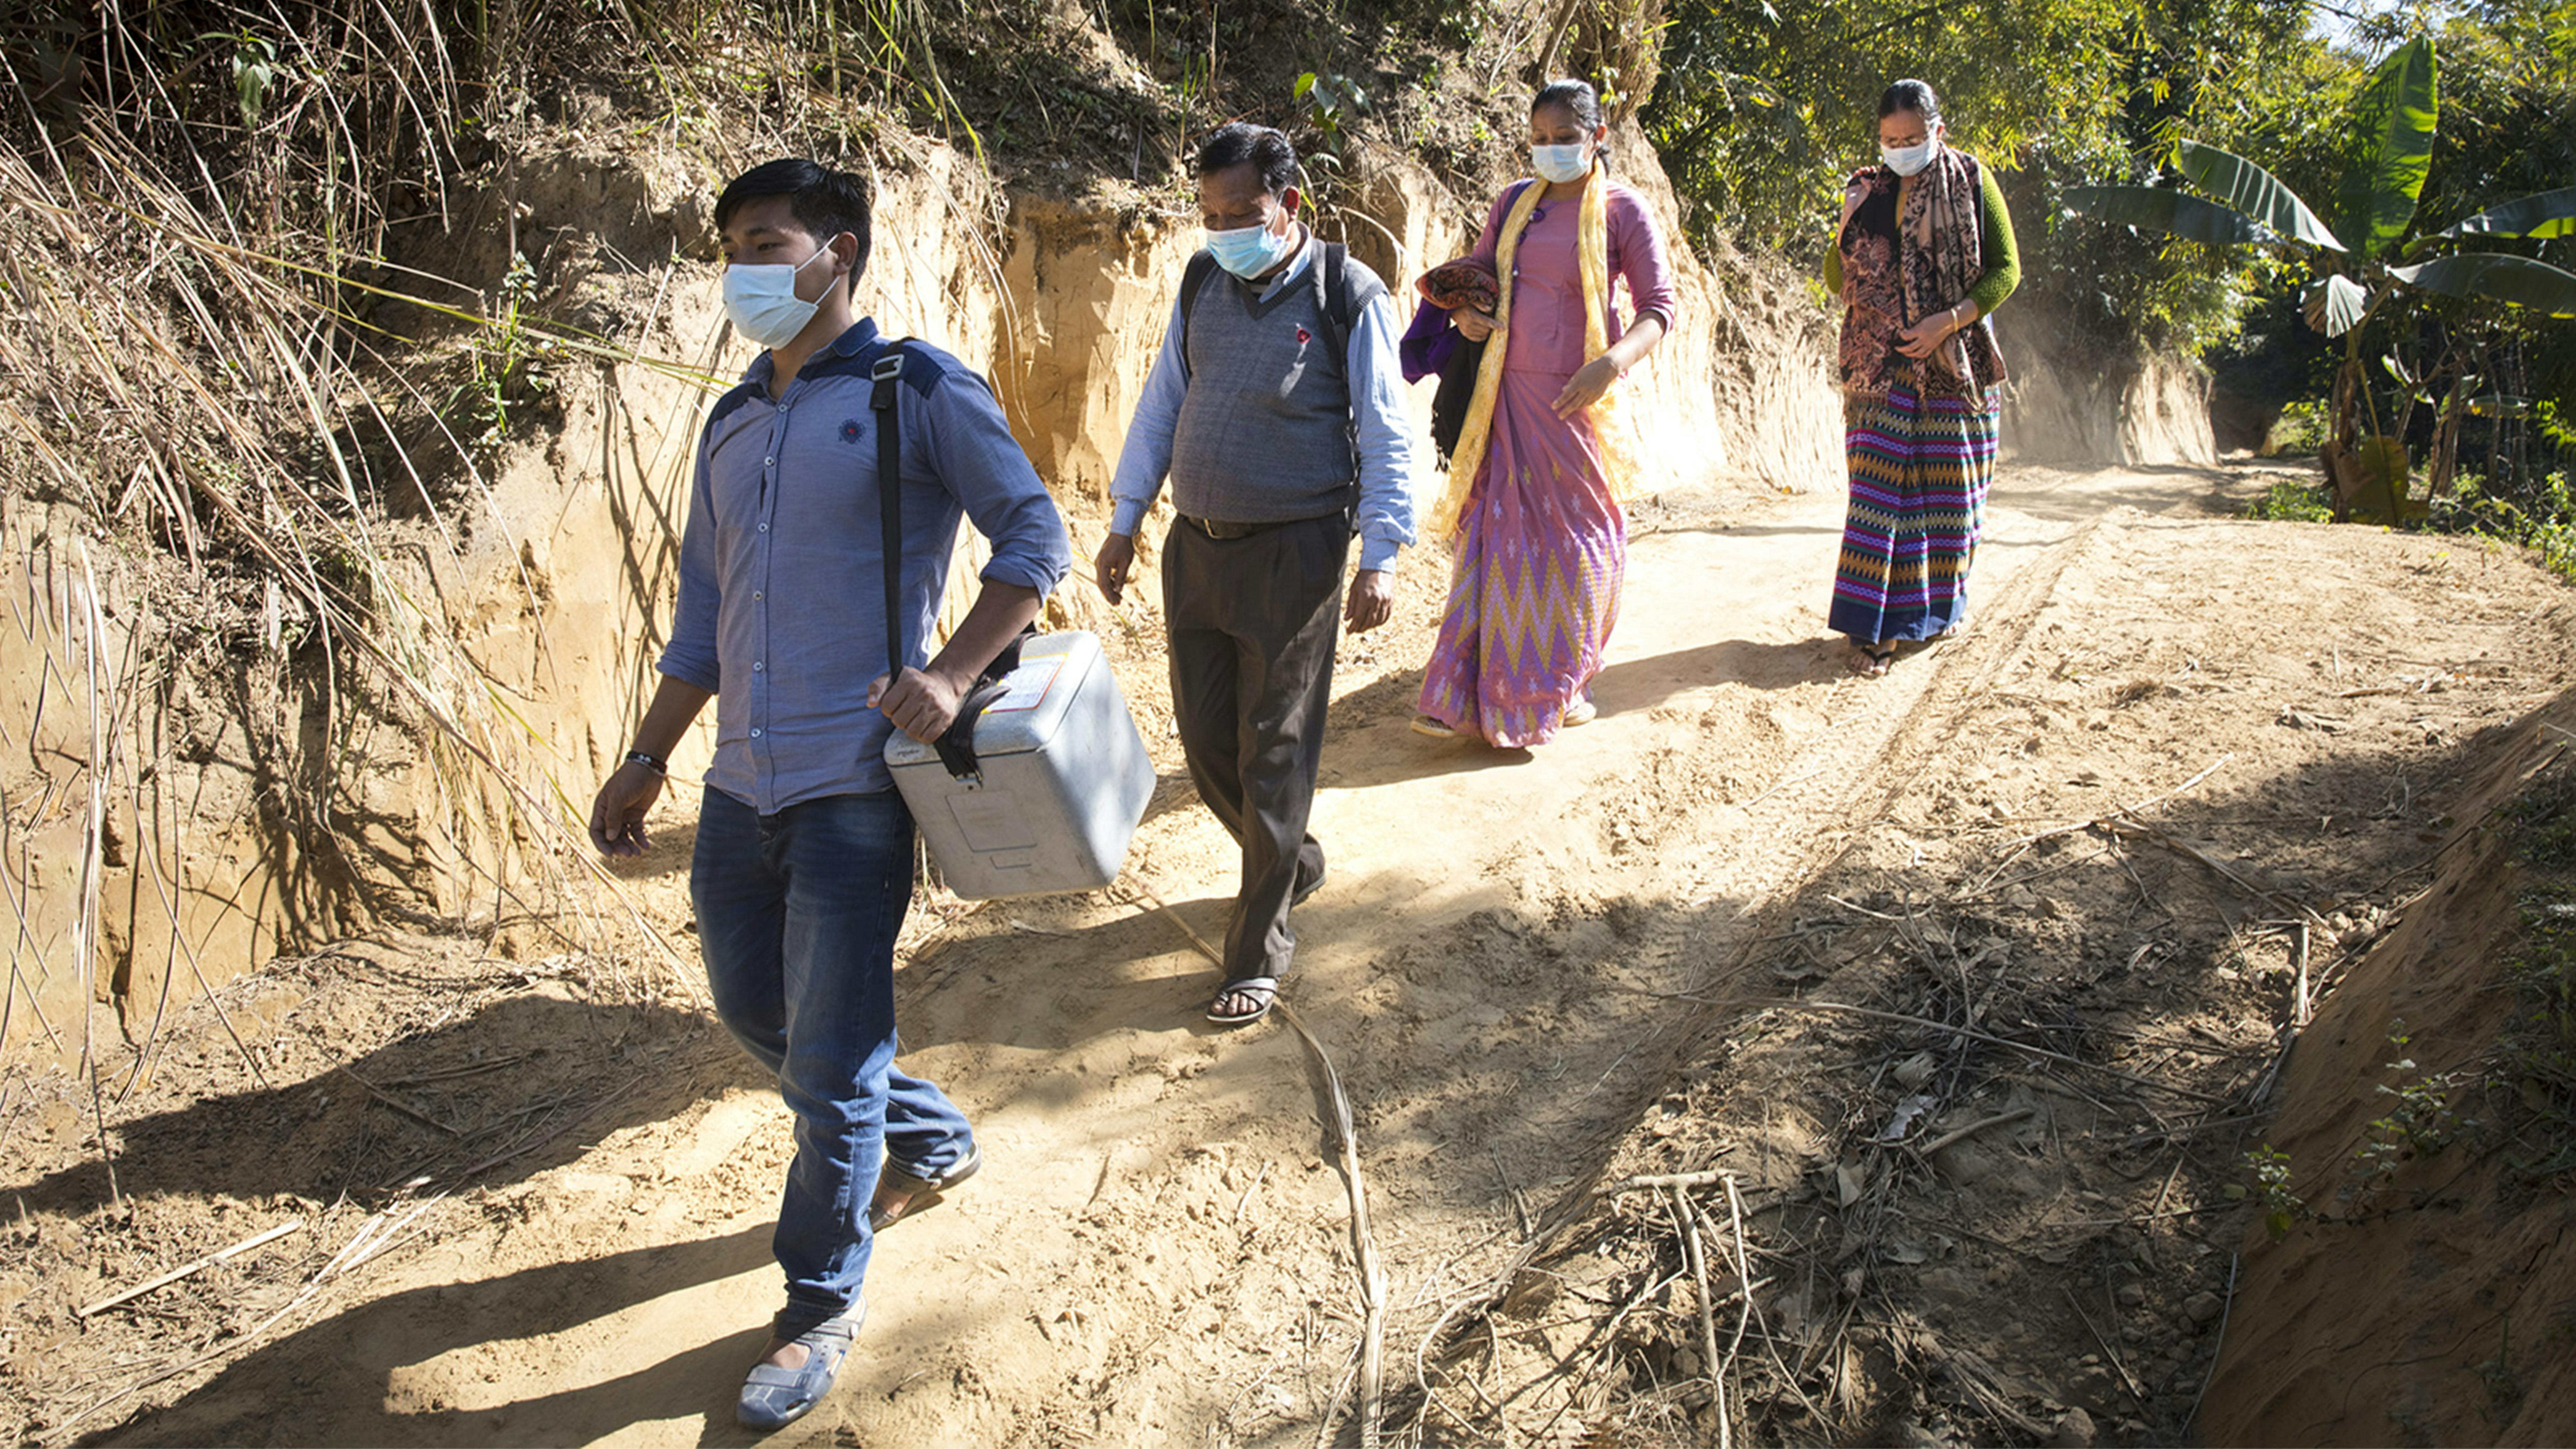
[1417,181,1676,747]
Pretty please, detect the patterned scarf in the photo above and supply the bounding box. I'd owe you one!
[1429,161,1631,542]
[1835,145,2007,406]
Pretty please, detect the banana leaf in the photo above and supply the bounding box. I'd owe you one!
[2301,273,2370,336]
[2334,35,2439,261]
[2391,253,2576,316]
[2173,141,2344,250]
[2062,186,2265,246]
[2419,186,2576,249]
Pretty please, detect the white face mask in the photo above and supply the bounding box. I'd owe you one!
[1879,135,1940,177]
[722,242,838,349]
[1530,143,1594,185]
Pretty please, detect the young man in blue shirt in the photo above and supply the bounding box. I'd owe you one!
[587,158,1070,1431]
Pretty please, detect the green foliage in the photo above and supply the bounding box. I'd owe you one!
[2495,844,2576,1187]
[2266,396,2334,454]
[1294,70,1370,157]
[2177,139,2345,250]
[2332,34,2439,261]
[2425,471,2576,581]
[2226,1142,2305,1241]
[444,253,557,452]
[2246,476,2333,519]
[2066,30,2576,521]
[2354,1021,2471,1169]
[1644,0,2314,360]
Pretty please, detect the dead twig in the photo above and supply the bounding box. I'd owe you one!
[1672,1187,1730,1449]
[75,1218,305,1318]
[336,1066,463,1135]
[1131,884,1385,1448]
[1605,1168,1738,1194]
[2292,920,2312,1028]
[1736,998,2230,1103]
[2105,819,2332,930]
[2059,1284,2145,1401]
[1274,998,1387,1449]
[2186,1252,2240,1433]
[1913,1107,2035,1158]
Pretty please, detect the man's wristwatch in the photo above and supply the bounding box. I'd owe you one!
[623,749,668,777]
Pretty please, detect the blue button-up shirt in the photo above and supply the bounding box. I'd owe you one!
[658,319,1072,812]
[1109,232,1422,572]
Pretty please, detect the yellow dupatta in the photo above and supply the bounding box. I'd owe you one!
[1428,159,1632,543]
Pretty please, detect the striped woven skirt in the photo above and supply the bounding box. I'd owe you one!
[1827,368,2001,645]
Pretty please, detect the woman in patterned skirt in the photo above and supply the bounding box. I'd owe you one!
[1824,78,2018,676]
[1411,79,1677,745]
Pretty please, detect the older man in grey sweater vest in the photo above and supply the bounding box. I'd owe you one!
[1094,122,1422,1028]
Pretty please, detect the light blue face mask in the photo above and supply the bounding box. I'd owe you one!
[722,242,838,349]
[1206,216,1298,280]
[1879,136,1940,177]
[1530,143,1594,185]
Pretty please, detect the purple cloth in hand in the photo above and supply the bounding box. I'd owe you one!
[1400,297,1457,385]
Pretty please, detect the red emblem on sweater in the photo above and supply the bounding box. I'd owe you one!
[1295,325,1312,345]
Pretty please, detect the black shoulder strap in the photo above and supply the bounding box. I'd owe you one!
[1176,251,1219,375]
[870,340,910,694]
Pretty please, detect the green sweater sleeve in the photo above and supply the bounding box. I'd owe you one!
[1967,166,2019,316]
[1821,167,2019,314]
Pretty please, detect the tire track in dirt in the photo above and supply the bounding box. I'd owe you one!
[19,475,2246,1449]
[1506,514,2111,1244]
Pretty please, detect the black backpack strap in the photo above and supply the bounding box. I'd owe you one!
[871,341,908,689]
[1176,251,1219,376]
[869,340,952,762]
[1312,242,1388,518]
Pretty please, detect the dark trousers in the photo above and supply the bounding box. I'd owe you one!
[1161,514,1346,981]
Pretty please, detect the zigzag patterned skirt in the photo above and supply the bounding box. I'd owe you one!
[1828,365,2002,645]
[1418,369,1624,748]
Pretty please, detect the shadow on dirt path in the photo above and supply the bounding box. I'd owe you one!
[18,461,2572,1449]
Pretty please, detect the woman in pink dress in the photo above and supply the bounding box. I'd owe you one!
[1412,79,1678,747]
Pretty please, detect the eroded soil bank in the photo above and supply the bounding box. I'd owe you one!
[6,457,2570,1447]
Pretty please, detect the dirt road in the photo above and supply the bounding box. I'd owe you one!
[8,457,2566,1446]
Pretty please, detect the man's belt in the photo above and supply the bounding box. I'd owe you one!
[1177,514,1282,540]
[1177,507,1354,541]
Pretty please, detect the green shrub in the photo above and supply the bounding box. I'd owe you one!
[2246,477,2335,521]
[2426,472,2576,583]
[2264,398,2331,457]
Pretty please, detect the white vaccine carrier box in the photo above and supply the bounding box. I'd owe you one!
[884,630,1155,900]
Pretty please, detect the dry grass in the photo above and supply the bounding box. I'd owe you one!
[0,0,1068,1096]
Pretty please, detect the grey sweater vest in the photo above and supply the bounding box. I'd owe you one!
[1169,251,1385,523]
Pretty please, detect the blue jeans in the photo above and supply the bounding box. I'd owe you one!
[691,785,975,1338]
